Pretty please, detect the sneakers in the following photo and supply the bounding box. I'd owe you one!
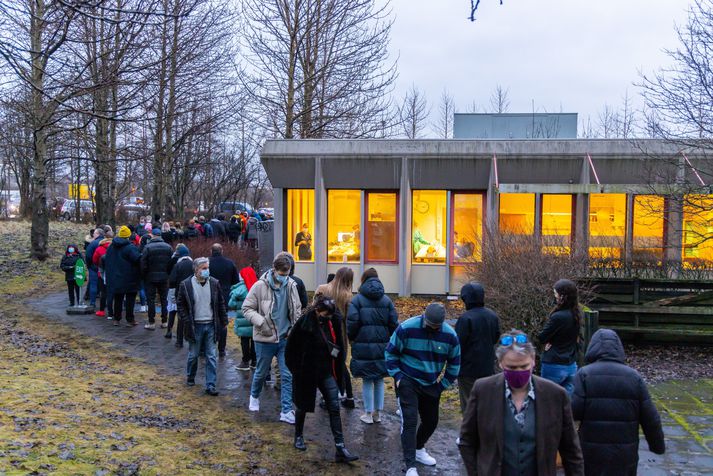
[205,386,219,396]
[174,341,183,349]
[359,413,373,424]
[164,332,172,339]
[139,305,148,313]
[396,408,402,417]
[279,410,295,424]
[341,398,355,409]
[144,323,156,330]
[406,468,419,476]
[373,410,381,423]
[160,322,168,329]
[236,361,251,371]
[249,396,260,412]
[107,315,113,320]
[95,311,105,317]
[187,379,195,387]
[415,448,437,466]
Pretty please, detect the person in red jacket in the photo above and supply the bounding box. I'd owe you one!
[93,234,113,318]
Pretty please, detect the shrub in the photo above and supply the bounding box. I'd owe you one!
[175,238,260,274]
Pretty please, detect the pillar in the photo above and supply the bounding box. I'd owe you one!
[314,157,328,286]
[399,157,412,296]
[272,187,284,258]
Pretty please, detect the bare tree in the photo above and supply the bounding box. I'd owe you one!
[398,84,429,139]
[435,88,455,139]
[489,84,510,113]
[469,0,504,22]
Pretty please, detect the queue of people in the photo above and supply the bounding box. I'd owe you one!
[61,228,666,475]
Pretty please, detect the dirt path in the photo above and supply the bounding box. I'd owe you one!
[30,292,466,476]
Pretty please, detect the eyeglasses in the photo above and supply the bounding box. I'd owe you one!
[500,334,528,346]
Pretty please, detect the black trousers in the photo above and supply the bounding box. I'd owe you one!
[167,310,184,344]
[145,281,169,324]
[218,326,227,354]
[240,336,256,364]
[341,364,354,399]
[397,377,441,468]
[295,375,344,446]
[97,278,107,311]
[113,292,137,323]
[67,281,80,306]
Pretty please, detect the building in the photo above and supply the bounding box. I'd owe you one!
[453,112,578,139]
[260,139,712,295]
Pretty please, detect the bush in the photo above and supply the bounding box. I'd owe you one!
[176,238,260,274]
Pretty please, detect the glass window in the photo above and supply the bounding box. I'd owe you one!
[452,193,483,263]
[327,190,361,263]
[542,194,573,255]
[499,193,535,234]
[683,195,713,264]
[287,189,314,262]
[412,190,447,264]
[633,195,665,262]
[366,192,398,262]
[589,193,627,259]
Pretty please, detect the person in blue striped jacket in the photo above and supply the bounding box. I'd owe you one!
[385,302,461,476]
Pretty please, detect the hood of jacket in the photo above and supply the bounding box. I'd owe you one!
[359,277,385,300]
[99,238,112,247]
[585,328,626,364]
[460,282,485,309]
[262,269,291,291]
[111,237,130,248]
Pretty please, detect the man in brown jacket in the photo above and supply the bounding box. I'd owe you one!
[458,330,584,476]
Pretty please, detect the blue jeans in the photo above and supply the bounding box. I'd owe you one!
[139,285,147,306]
[541,362,577,395]
[187,323,217,389]
[88,268,98,305]
[362,377,385,412]
[251,340,292,414]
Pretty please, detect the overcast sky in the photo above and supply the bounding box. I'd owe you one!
[387,0,692,135]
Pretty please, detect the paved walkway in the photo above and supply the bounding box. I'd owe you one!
[30,293,713,475]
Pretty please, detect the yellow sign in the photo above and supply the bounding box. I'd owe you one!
[68,184,92,200]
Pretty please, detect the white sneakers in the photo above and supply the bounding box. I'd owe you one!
[415,448,437,466]
[359,413,374,424]
[373,410,381,423]
[249,396,260,412]
[406,468,419,476]
[144,323,155,330]
[139,305,148,313]
[279,410,295,424]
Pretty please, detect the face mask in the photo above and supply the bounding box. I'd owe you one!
[68,248,75,253]
[503,368,532,389]
[275,273,288,284]
[200,269,210,279]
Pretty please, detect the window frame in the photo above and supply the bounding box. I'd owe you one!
[411,189,448,265]
[540,193,575,256]
[450,191,486,265]
[365,190,400,264]
[326,188,362,264]
[284,189,315,263]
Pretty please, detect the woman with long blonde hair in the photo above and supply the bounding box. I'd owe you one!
[315,267,355,407]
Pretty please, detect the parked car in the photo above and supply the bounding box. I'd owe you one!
[60,199,95,221]
[219,201,254,215]
[258,207,274,219]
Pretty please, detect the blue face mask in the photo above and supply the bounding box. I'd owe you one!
[200,269,210,279]
[68,248,75,254]
[275,273,288,284]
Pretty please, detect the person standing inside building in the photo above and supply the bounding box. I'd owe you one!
[385,303,461,476]
[315,267,356,408]
[285,295,359,463]
[176,257,227,396]
[294,224,312,261]
[539,279,582,395]
[104,226,141,327]
[141,227,173,330]
[455,282,500,413]
[572,329,665,476]
[208,243,239,358]
[347,268,398,424]
[458,331,584,476]
[242,254,302,423]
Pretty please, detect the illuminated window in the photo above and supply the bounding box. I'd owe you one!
[633,195,664,262]
[452,193,483,263]
[542,194,573,255]
[287,190,314,262]
[366,192,398,263]
[327,190,361,263]
[683,195,713,264]
[499,193,535,234]
[412,190,447,264]
[589,194,626,259]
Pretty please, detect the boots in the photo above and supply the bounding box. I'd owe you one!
[294,436,306,451]
[335,444,358,463]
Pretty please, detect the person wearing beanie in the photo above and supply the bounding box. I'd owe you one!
[118,226,131,239]
[104,225,141,326]
[385,302,461,476]
[455,282,500,413]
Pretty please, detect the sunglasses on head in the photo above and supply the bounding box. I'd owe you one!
[500,334,528,346]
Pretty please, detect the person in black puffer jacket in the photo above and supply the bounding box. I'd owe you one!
[141,228,174,329]
[454,282,500,413]
[167,245,193,347]
[346,268,398,425]
[539,278,581,395]
[227,216,242,244]
[572,328,665,476]
[104,226,141,326]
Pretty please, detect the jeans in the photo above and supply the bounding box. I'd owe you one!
[251,340,292,414]
[397,377,441,469]
[66,281,80,306]
[113,292,137,323]
[139,285,147,306]
[362,377,385,412]
[186,323,217,389]
[145,281,168,324]
[295,375,344,445]
[88,268,98,305]
[541,362,577,395]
